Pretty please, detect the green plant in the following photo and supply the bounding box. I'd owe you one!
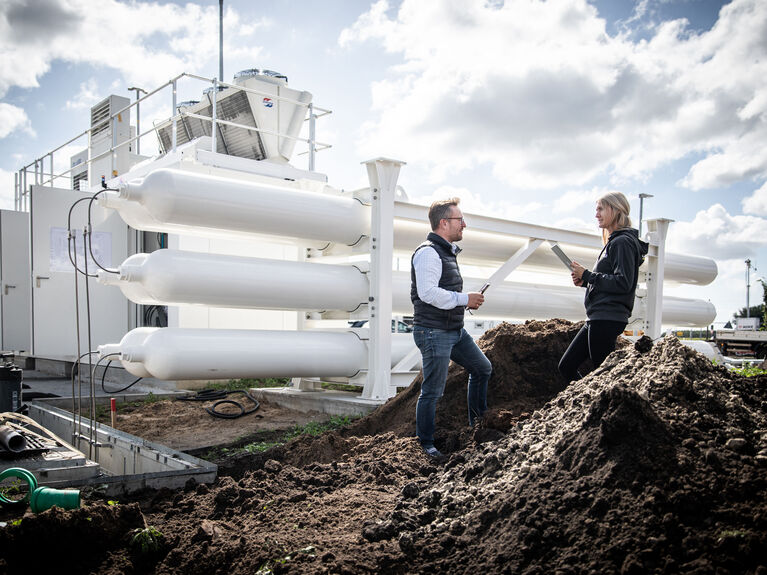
[209,415,358,458]
[717,529,747,542]
[321,381,359,392]
[205,378,290,392]
[130,525,164,555]
[731,363,767,377]
[255,546,316,574]
[0,478,24,503]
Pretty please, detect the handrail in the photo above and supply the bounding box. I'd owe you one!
[14,72,331,211]
[155,110,332,152]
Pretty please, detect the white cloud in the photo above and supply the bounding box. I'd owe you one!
[0,102,34,138]
[0,168,15,210]
[409,184,543,222]
[553,188,613,214]
[741,181,767,216]
[65,78,101,110]
[666,203,767,260]
[0,1,269,98]
[339,0,767,191]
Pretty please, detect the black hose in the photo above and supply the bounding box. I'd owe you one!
[177,389,260,419]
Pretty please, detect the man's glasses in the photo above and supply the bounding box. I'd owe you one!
[443,217,466,224]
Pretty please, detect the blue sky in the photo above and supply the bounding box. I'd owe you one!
[1,0,766,326]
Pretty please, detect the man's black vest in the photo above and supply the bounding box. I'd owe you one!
[411,232,465,330]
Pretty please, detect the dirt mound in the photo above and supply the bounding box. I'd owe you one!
[369,336,767,574]
[221,319,583,476]
[2,320,766,575]
[0,503,145,574]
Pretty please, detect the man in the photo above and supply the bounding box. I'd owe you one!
[411,198,492,459]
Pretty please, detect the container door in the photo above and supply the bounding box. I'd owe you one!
[30,185,130,359]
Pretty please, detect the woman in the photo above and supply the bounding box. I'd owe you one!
[558,192,649,383]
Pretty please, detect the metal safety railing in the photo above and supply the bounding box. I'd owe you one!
[13,72,332,212]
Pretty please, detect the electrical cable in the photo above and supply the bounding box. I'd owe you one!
[82,228,96,459]
[66,189,125,455]
[68,199,91,444]
[67,197,98,277]
[71,352,144,395]
[86,189,120,275]
[177,389,260,419]
[99,359,143,394]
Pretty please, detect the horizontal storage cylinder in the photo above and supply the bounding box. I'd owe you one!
[101,168,369,246]
[99,250,369,312]
[102,169,717,286]
[101,249,715,327]
[392,220,717,286]
[98,328,418,381]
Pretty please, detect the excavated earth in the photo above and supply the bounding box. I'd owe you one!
[1,319,767,574]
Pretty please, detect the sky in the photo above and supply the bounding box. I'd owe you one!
[1,0,766,327]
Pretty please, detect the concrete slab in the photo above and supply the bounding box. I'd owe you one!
[250,386,383,417]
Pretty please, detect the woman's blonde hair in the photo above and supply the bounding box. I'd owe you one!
[598,192,632,243]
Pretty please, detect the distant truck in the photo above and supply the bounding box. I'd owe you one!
[713,317,767,359]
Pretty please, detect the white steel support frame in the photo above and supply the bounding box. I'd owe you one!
[643,218,672,339]
[483,239,544,289]
[362,158,405,400]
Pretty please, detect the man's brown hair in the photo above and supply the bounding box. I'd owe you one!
[428,198,460,231]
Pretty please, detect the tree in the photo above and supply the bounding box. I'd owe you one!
[734,280,767,329]
[761,279,767,331]
[734,305,765,320]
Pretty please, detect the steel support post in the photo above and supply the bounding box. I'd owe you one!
[362,158,405,400]
[643,218,672,339]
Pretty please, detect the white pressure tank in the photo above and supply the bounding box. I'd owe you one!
[98,328,418,381]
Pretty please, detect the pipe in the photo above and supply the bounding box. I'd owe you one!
[98,328,417,380]
[0,425,26,453]
[101,249,717,327]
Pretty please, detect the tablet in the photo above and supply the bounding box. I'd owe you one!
[550,244,573,271]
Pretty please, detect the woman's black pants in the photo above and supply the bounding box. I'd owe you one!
[558,320,626,383]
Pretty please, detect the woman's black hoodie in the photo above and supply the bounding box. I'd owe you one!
[580,228,649,323]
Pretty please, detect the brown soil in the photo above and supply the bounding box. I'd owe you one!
[104,395,330,452]
[2,319,766,575]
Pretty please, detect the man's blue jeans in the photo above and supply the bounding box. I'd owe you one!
[413,326,492,448]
